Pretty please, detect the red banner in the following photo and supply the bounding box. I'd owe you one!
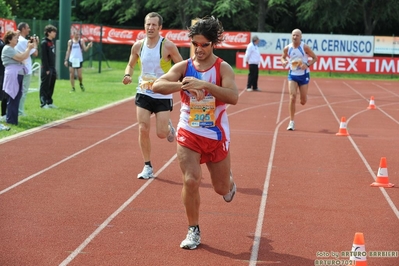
[236,53,399,74]
[0,18,17,35]
[72,24,250,49]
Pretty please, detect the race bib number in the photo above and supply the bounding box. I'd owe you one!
[189,96,216,127]
[71,58,80,68]
[290,58,303,70]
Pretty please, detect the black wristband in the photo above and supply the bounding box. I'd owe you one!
[124,74,131,77]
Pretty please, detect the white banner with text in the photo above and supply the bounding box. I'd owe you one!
[252,32,374,57]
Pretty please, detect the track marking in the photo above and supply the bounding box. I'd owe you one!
[315,80,399,219]
[0,123,138,195]
[0,97,136,145]
[58,154,177,266]
[249,79,399,265]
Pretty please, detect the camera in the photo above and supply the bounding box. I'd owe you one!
[27,34,38,43]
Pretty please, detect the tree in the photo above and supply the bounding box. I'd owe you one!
[0,0,12,18]
[6,0,58,20]
[292,0,399,35]
[79,0,255,30]
[257,0,291,32]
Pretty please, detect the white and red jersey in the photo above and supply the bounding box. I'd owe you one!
[178,57,230,141]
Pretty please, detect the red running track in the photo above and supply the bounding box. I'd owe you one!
[1,76,398,266]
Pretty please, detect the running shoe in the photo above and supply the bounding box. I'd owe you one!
[167,119,176,142]
[180,226,201,250]
[287,121,295,131]
[223,180,236,203]
[0,123,10,131]
[137,165,154,179]
[80,83,85,92]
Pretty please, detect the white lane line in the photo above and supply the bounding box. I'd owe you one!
[0,123,137,195]
[58,154,177,266]
[59,90,245,265]
[276,79,286,124]
[249,79,399,265]
[315,80,399,219]
[0,97,135,145]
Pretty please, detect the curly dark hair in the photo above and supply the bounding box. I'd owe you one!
[44,24,57,37]
[188,16,224,45]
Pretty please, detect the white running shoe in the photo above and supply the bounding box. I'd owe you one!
[180,226,201,250]
[0,123,10,131]
[223,180,236,203]
[246,88,253,92]
[137,165,154,179]
[287,121,295,131]
[167,119,175,142]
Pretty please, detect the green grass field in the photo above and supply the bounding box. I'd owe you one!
[1,60,397,139]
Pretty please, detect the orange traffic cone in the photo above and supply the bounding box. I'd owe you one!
[349,232,367,265]
[336,117,349,136]
[367,96,376,109]
[370,157,394,188]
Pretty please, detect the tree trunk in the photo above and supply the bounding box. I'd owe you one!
[257,0,267,32]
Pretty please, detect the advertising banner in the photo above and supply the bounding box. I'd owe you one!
[253,32,374,57]
[0,18,17,34]
[374,36,399,55]
[236,52,399,74]
[72,24,250,49]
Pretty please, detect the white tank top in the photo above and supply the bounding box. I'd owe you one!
[69,39,83,63]
[137,37,172,99]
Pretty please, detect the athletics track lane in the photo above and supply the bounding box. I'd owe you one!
[0,76,398,265]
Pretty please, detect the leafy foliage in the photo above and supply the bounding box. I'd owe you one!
[0,0,12,18]
[3,0,399,35]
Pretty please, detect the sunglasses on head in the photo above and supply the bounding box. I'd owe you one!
[191,41,212,48]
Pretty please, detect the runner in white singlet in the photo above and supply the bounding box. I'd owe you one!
[122,12,183,180]
[281,29,317,131]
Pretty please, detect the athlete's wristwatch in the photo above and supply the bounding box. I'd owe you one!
[305,62,310,67]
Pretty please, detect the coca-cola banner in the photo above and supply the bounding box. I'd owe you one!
[236,52,399,74]
[0,18,17,35]
[72,24,250,49]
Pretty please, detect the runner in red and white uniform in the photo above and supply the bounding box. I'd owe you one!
[153,16,238,250]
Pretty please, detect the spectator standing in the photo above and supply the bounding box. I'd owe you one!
[244,35,261,91]
[0,26,10,130]
[39,25,57,109]
[63,30,92,92]
[1,30,34,125]
[15,22,38,116]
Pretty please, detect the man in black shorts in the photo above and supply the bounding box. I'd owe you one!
[122,12,183,179]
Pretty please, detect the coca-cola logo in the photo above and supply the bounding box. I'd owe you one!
[164,31,189,41]
[75,25,104,37]
[108,29,133,39]
[0,19,16,33]
[223,33,248,43]
[137,31,146,40]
